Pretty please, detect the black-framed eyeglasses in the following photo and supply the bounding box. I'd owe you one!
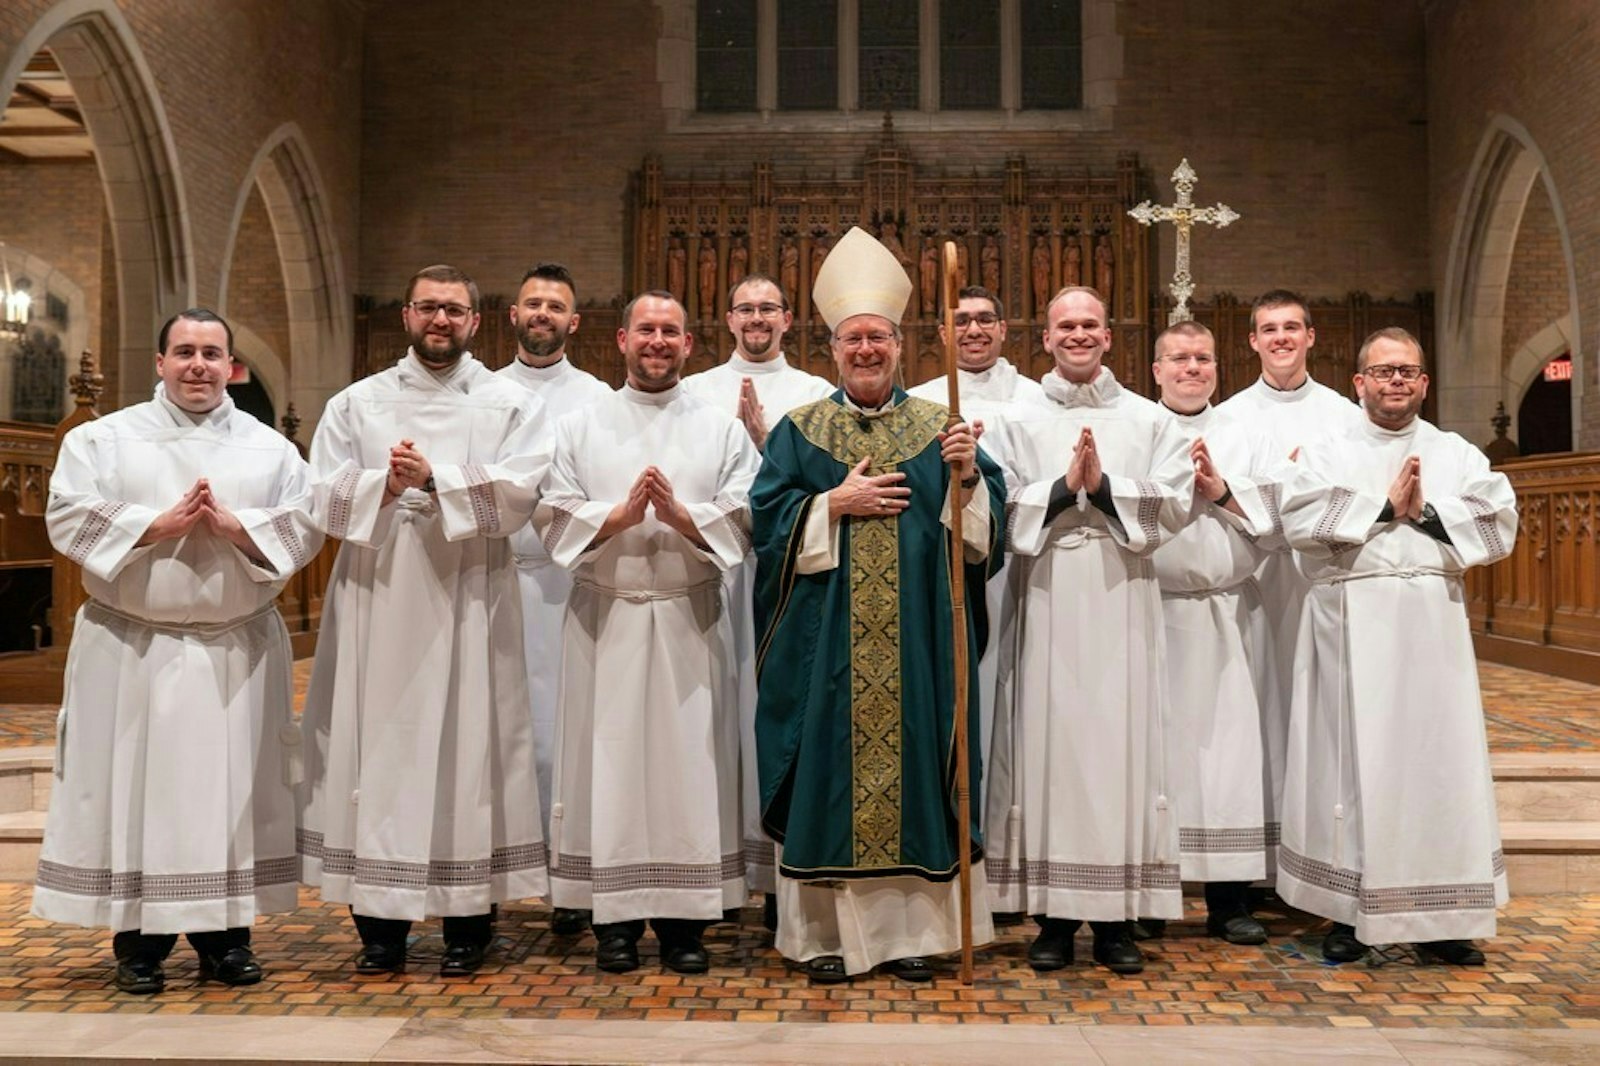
[408,300,474,322]
[1363,364,1424,382]
[952,312,1000,328]
[731,302,786,318]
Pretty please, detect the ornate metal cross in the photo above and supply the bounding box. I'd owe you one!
[1128,159,1239,325]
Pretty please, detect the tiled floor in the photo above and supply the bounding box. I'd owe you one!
[0,884,1595,1030]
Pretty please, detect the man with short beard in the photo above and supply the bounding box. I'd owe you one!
[1276,328,1516,967]
[496,263,612,938]
[908,285,1042,924]
[536,292,760,975]
[682,274,831,922]
[300,264,553,978]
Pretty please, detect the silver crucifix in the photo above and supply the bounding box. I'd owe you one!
[1128,159,1239,325]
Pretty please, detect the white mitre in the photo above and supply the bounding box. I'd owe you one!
[812,226,913,331]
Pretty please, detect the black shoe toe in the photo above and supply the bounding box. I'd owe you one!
[1207,912,1268,946]
[440,940,487,977]
[804,954,848,983]
[1321,924,1368,963]
[199,946,263,986]
[114,959,164,995]
[595,933,640,974]
[1092,929,1145,974]
[551,907,590,936]
[662,942,710,974]
[1416,939,1485,966]
[1028,920,1076,972]
[882,956,934,982]
[1129,918,1166,941]
[354,941,406,975]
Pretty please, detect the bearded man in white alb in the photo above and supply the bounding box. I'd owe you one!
[992,286,1191,976]
[907,284,1042,925]
[300,264,552,978]
[496,261,612,938]
[682,274,830,924]
[34,309,322,995]
[1276,327,1516,967]
[538,291,759,975]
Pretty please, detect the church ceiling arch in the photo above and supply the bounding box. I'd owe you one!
[0,0,194,410]
[1441,114,1580,448]
[219,122,350,439]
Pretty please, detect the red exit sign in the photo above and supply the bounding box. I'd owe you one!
[1545,356,1573,383]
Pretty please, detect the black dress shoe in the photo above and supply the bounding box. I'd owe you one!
[1416,939,1485,966]
[804,955,848,984]
[1091,925,1145,974]
[1206,911,1268,946]
[551,907,590,936]
[1129,918,1166,941]
[198,946,264,986]
[991,910,1025,928]
[1321,923,1368,963]
[114,958,164,995]
[1027,919,1076,972]
[662,941,710,974]
[881,956,934,982]
[595,932,640,974]
[354,941,406,975]
[440,940,488,977]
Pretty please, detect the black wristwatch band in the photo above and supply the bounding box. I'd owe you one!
[960,471,981,489]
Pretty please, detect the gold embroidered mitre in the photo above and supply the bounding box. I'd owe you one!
[812,226,913,331]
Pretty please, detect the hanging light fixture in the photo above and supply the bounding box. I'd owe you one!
[0,242,32,340]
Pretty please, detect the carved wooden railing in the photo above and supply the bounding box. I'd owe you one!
[1468,452,1600,682]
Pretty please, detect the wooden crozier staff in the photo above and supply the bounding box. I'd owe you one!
[941,240,974,986]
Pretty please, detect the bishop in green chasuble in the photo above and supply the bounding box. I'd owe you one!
[752,390,1005,882]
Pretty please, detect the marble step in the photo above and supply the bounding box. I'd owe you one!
[0,746,52,814]
[0,809,43,881]
[1501,820,1600,894]
[1492,752,1600,821]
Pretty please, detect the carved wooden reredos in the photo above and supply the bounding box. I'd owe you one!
[632,118,1152,390]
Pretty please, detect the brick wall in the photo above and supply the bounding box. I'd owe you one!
[1500,182,1568,369]
[0,159,102,351]
[226,186,292,375]
[357,0,1431,308]
[1427,0,1600,449]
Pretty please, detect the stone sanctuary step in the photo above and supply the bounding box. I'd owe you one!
[1,748,1599,892]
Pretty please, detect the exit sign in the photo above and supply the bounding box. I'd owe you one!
[1545,356,1573,383]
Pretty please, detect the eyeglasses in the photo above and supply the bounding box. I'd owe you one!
[408,301,474,322]
[1160,353,1216,366]
[731,302,786,318]
[952,312,1000,328]
[836,332,897,350]
[1363,363,1424,382]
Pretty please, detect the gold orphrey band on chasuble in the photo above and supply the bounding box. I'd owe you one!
[789,398,948,867]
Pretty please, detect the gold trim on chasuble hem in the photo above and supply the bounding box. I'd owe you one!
[789,397,948,869]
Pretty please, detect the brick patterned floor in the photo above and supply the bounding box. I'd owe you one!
[0,885,1596,1028]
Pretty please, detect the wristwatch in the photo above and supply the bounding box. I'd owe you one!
[960,471,981,489]
[423,475,437,494]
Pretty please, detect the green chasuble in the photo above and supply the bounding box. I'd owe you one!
[752,389,1006,882]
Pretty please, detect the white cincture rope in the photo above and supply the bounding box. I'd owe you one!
[573,576,721,603]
